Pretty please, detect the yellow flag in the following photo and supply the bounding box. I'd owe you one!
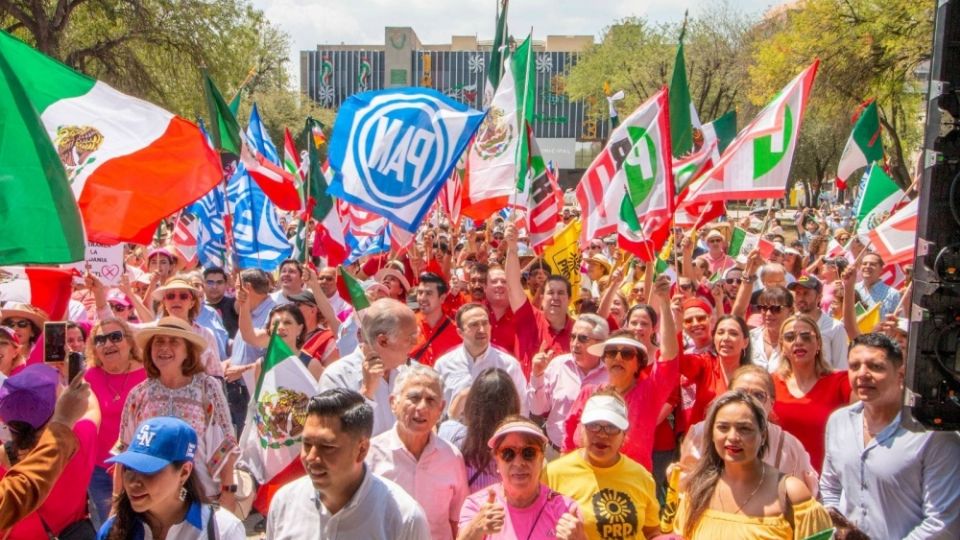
[857,302,881,334]
[543,219,582,304]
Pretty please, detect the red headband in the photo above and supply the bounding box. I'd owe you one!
[681,297,713,315]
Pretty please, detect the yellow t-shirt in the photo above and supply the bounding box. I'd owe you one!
[545,451,659,540]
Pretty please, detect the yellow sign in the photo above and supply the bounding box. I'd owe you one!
[543,219,583,304]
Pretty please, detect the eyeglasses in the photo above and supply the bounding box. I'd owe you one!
[683,314,709,325]
[724,278,743,285]
[2,319,30,329]
[740,389,769,402]
[782,331,815,343]
[570,333,593,344]
[603,348,638,360]
[163,292,192,302]
[109,303,129,312]
[497,446,541,463]
[757,305,783,314]
[584,423,623,435]
[93,330,125,346]
[679,282,695,291]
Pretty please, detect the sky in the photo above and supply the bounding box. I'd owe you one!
[253,0,790,87]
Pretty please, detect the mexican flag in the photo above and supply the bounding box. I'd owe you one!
[0,42,84,265]
[484,0,510,106]
[241,330,320,514]
[302,118,347,266]
[515,123,562,252]
[0,31,222,245]
[669,36,700,158]
[836,100,883,190]
[855,164,903,233]
[462,37,532,221]
[681,60,818,204]
[728,227,775,263]
[858,197,918,265]
[337,266,371,310]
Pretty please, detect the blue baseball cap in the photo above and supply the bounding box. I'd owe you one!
[107,417,197,474]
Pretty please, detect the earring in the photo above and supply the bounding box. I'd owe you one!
[179,486,187,501]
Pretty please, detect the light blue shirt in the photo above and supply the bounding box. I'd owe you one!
[855,280,901,319]
[820,402,960,539]
[196,304,228,359]
[228,296,276,366]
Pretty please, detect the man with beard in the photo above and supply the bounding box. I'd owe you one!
[788,275,848,369]
[267,389,430,539]
[411,272,461,367]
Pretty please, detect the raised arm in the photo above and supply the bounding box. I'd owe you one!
[651,275,678,362]
[841,263,860,340]
[732,249,762,319]
[303,266,341,335]
[598,266,627,318]
[503,223,527,312]
[235,277,270,350]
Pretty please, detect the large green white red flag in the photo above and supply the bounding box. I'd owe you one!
[0,31,222,245]
[681,60,818,204]
[836,100,883,190]
[858,197,917,265]
[855,164,903,233]
[577,88,674,260]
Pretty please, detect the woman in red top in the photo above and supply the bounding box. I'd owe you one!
[678,314,752,430]
[772,314,851,472]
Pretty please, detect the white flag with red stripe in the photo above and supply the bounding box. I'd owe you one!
[859,197,917,265]
[240,130,302,212]
[681,61,818,205]
[172,212,199,268]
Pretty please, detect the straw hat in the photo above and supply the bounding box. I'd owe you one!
[134,317,207,351]
[0,302,49,327]
[585,254,612,274]
[374,268,411,291]
[151,277,201,302]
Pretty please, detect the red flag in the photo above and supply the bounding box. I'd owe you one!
[240,134,302,211]
[0,266,76,320]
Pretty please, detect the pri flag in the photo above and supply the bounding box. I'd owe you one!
[858,197,918,266]
[577,88,674,261]
[681,61,818,204]
[0,31,222,245]
[327,88,484,233]
[836,100,884,190]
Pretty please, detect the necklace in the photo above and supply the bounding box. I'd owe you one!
[103,363,132,402]
[720,465,766,515]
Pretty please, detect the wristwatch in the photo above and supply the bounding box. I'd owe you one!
[742,274,758,283]
[221,484,238,493]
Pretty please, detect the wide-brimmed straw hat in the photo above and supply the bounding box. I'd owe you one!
[0,303,49,327]
[374,268,411,291]
[587,335,648,362]
[151,278,201,303]
[134,317,207,351]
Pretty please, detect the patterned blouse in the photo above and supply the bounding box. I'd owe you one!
[116,374,238,496]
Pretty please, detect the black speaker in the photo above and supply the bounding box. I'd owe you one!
[905,0,960,430]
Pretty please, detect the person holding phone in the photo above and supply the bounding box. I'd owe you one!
[0,364,100,538]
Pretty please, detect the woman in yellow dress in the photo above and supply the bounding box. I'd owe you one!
[676,390,833,539]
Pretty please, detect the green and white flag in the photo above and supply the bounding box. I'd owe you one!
[669,36,701,158]
[855,164,903,232]
[728,227,774,262]
[240,330,320,492]
[0,43,85,265]
[836,101,883,189]
[483,0,510,106]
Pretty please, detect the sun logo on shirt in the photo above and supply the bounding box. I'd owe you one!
[592,488,638,537]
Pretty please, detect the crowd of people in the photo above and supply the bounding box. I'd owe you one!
[0,199,958,540]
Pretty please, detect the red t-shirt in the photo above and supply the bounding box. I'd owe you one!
[678,350,729,430]
[411,312,462,367]
[486,302,519,360]
[0,419,97,537]
[772,371,851,472]
[562,352,679,471]
[514,300,573,379]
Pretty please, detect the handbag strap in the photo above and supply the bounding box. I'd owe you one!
[410,317,452,361]
[207,505,218,540]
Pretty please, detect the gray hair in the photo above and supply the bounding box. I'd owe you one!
[360,298,415,345]
[576,313,610,340]
[391,364,444,399]
[759,263,786,281]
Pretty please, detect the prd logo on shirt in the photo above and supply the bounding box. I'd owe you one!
[349,95,449,209]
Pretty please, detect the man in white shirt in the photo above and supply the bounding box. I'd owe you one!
[434,303,528,415]
[319,266,352,318]
[367,365,468,540]
[319,298,420,436]
[268,388,430,540]
[788,275,848,369]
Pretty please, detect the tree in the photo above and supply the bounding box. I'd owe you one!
[748,0,932,189]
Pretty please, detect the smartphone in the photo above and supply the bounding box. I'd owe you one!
[68,352,84,382]
[43,322,67,363]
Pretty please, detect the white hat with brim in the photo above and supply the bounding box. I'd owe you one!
[134,317,207,351]
[374,268,411,291]
[151,278,201,303]
[0,303,49,327]
[585,254,612,274]
[587,336,648,362]
[487,421,549,449]
[581,394,630,430]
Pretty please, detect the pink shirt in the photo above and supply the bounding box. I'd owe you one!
[0,419,97,538]
[85,365,147,468]
[528,354,608,448]
[459,484,581,540]
[367,427,469,540]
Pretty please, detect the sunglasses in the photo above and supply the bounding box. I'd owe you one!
[708,239,724,244]
[757,305,784,314]
[497,446,541,463]
[603,348,638,360]
[109,303,129,312]
[679,282,695,291]
[724,278,743,285]
[2,319,30,329]
[782,331,815,343]
[93,330,125,346]
[570,333,593,344]
[164,292,193,302]
[584,423,623,435]
[683,314,709,325]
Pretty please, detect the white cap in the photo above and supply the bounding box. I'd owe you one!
[581,395,629,430]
